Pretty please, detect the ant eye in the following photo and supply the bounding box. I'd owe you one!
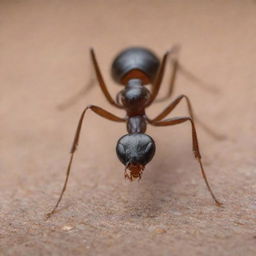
[116,143,127,165]
[118,143,125,153]
[141,142,155,165]
[144,142,154,154]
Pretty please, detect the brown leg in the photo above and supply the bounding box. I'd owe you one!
[146,45,182,107]
[155,46,180,103]
[148,94,225,140]
[148,94,193,122]
[155,59,178,103]
[146,50,171,106]
[46,105,125,218]
[155,49,219,103]
[90,49,123,108]
[149,116,222,206]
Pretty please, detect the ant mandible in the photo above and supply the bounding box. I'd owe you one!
[47,46,222,218]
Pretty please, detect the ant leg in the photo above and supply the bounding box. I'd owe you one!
[46,105,125,218]
[146,46,182,107]
[155,59,178,103]
[90,49,123,109]
[148,95,193,122]
[155,46,180,103]
[155,60,218,104]
[148,94,225,140]
[146,51,170,106]
[149,116,222,206]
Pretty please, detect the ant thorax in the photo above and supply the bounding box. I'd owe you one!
[121,79,150,116]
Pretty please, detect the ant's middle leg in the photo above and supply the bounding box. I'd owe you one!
[148,94,225,140]
[148,94,193,123]
[46,105,125,218]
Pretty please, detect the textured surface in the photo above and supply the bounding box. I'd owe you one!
[0,1,256,255]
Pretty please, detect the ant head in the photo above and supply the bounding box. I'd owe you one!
[116,133,156,180]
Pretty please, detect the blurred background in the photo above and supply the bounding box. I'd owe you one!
[0,0,256,255]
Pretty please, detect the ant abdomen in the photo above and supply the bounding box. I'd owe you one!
[111,47,160,85]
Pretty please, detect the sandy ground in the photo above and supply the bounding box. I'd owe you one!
[0,0,256,255]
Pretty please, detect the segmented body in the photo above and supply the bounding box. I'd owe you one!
[112,48,160,180]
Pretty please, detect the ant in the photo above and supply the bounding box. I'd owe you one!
[47,46,222,218]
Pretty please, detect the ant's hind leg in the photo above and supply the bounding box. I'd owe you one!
[46,105,125,218]
[155,45,180,103]
[149,116,222,206]
[147,45,181,106]
[90,49,123,109]
[58,49,125,110]
[155,46,219,103]
[146,50,170,106]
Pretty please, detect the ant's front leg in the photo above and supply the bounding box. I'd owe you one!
[149,116,222,206]
[46,105,125,218]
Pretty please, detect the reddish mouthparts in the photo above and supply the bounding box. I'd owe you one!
[124,164,145,181]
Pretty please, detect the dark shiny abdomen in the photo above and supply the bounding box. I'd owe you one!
[111,47,160,85]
